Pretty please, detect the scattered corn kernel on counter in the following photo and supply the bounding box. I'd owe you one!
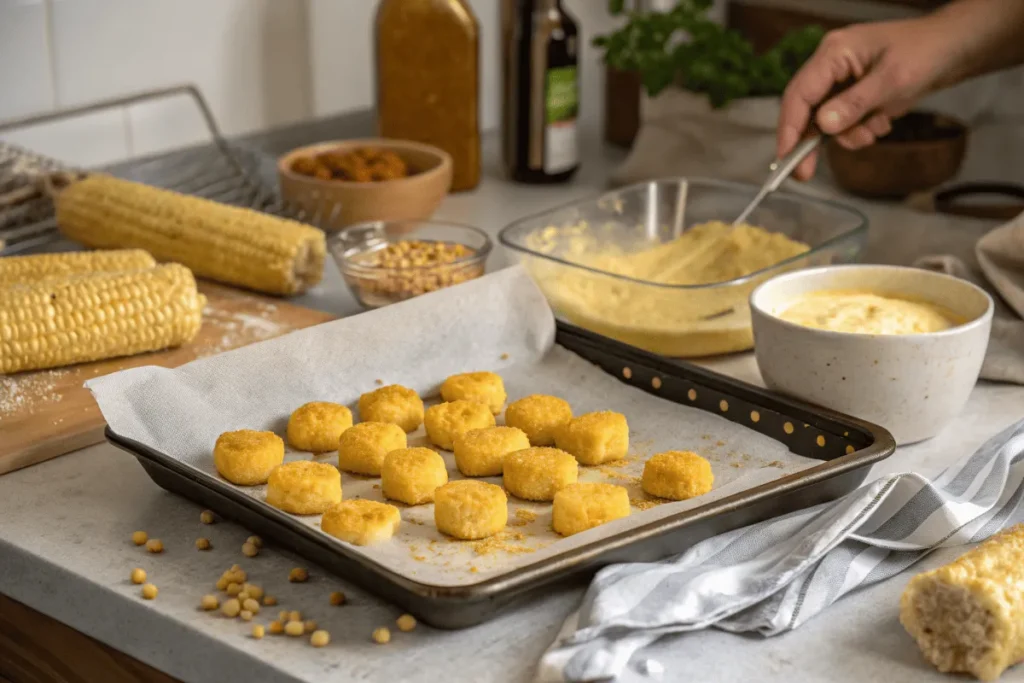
[93,267,892,629]
[5,158,1016,680]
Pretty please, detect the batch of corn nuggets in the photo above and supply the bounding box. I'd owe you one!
[212,371,715,545]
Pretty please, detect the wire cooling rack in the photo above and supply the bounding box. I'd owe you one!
[0,84,316,255]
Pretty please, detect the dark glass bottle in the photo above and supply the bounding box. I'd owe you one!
[502,0,580,184]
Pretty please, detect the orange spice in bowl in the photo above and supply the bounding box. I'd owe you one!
[277,138,453,231]
[290,147,411,183]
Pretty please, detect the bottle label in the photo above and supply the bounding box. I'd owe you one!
[544,65,578,174]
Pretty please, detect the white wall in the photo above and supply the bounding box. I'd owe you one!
[2,0,1020,170]
[0,0,624,168]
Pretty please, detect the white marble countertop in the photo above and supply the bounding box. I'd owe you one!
[3,131,1024,683]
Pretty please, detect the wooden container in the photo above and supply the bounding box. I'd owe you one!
[604,66,641,148]
[826,112,968,198]
[278,138,452,232]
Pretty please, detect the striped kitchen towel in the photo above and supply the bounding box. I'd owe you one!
[538,418,1024,683]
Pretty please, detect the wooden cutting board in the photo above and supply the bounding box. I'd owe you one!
[0,281,335,475]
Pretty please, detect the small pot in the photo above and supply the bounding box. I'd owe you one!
[826,111,968,199]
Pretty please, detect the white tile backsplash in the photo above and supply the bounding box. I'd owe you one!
[1,0,1022,170]
[1,108,130,168]
[0,0,54,120]
[306,0,375,121]
[127,90,214,158]
[47,0,312,135]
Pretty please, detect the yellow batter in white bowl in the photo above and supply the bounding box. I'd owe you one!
[777,290,959,335]
[749,264,993,445]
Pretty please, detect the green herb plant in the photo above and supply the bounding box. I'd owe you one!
[594,0,824,108]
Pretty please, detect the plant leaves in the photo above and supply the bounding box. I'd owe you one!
[592,3,823,107]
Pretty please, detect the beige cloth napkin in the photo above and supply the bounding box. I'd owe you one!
[915,210,1024,384]
[611,89,782,187]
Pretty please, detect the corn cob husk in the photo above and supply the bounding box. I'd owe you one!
[900,523,1024,681]
[55,175,326,296]
[0,263,205,374]
[0,248,156,287]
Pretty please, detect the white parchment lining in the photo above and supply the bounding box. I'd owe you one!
[88,267,818,588]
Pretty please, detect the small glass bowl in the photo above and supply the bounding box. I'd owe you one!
[328,220,492,309]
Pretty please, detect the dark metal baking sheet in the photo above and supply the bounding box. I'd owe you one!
[106,321,895,629]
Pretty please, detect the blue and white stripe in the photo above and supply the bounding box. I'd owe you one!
[538,418,1024,682]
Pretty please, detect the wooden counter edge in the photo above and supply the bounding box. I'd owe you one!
[0,593,180,683]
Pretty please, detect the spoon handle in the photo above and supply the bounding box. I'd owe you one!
[732,135,823,226]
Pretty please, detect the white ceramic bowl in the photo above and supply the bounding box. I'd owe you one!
[750,265,993,445]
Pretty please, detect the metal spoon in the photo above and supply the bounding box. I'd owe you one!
[731,134,823,226]
[688,136,824,323]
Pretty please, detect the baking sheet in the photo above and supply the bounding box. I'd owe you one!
[88,267,819,588]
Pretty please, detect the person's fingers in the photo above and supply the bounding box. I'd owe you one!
[777,125,802,163]
[793,149,819,181]
[777,86,811,159]
[834,125,877,150]
[864,113,892,139]
[777,29,867,158]
[816,68,895,134]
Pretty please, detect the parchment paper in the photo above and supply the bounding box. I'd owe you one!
[88,267,819,587]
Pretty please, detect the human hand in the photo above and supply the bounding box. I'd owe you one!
[777,17,956,180]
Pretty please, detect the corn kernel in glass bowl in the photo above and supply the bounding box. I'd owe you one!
[329,220,491,309]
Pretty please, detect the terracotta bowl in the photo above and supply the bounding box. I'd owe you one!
[825,111,968,198]
[278,138,453,232]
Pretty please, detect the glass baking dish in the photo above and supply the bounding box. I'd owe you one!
[498,177,868,357]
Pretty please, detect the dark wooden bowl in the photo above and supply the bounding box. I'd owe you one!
[826,111,968,198]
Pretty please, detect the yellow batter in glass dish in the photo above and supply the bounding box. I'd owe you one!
[525,220,810,357]
[778,290,958,335]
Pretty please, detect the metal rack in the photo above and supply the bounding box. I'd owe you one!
[0,84,310,255]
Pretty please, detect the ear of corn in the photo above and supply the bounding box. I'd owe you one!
[900,523,1024,681]
[0,263,206,374]
[56,175,326,296]
[0,248,156,287]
